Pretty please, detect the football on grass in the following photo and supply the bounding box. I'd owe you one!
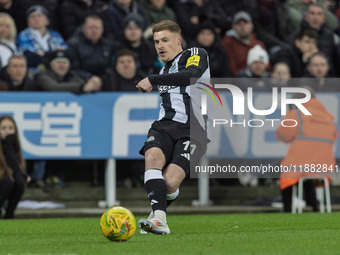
[100,206,136,242]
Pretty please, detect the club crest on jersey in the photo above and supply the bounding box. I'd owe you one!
[169,63,177,73]
[158,85,177,94]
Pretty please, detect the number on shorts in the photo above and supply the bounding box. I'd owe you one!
[183,141,196,154]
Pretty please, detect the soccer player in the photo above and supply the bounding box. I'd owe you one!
[136,20,210,234]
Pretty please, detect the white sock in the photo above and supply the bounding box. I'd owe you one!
[167,189,179,201]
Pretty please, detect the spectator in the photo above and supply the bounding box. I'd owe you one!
[0,0,25,32]
[287,3,340,76]
[175,0,228,42]
[104,0,148,37]
[118,14,161,75]
[271,62,292,86]
[0,115,29,219]
[101,48,147,91]
[237,45,271,91]
[271,27,319,77]
[222,11,266,77]
[16,5,67,75]
[35,50,102,93]
[17,0,60,31]
[67,14,120,80]
[286,0,339,32]
[303,52,340,91]
[59,0,107,40]
[276,87,337,212]
[188,21,231,78]
[0,12,18,68]
[0,55,36,91]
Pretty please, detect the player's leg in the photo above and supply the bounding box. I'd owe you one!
[139,147,171,234]
[163,163,186,207]
[144,147,168,216]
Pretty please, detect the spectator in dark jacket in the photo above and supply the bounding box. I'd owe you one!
[35,49,102,93]
[188,21,230,78]
[66,14,121,80]
[59,0,107,40]
[104,0,148,37]
[101,48,147,91]
[175,0,228,42]
[0,55,36,91]
[271,27,319,77]
[118,14,162,75]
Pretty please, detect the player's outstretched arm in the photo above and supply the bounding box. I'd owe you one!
[136,77,153,93]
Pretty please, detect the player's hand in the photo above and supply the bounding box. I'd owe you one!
[136,78,153,93]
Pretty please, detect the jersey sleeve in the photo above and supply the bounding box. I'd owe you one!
[148,47,209,86]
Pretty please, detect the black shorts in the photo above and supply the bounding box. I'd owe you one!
[139,119,207,175]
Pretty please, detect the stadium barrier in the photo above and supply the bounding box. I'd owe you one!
[1,92,339,207]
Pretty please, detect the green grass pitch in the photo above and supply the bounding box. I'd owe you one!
[1,212,339,255]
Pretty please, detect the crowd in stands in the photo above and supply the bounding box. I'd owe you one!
[2,0,340,91]
[0,0,340,93]
[1,0,340,189]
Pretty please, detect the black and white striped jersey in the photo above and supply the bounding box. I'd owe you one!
[148,47,211,136]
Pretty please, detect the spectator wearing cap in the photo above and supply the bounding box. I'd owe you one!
[66,14,121,80]
[174,0,228,42]
[117,14,161,75]
[237,45,272,91]
[16,5,67,76]
[17,0,60,32]
[188,21,231,78]
[222,11,266,77]
[104,0,148,38]
[35,50,102,93]
[0,55,37,91]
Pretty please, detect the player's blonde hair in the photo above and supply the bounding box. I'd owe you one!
[153,20,181,35]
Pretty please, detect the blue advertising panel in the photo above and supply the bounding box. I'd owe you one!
[0,92,159,159]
